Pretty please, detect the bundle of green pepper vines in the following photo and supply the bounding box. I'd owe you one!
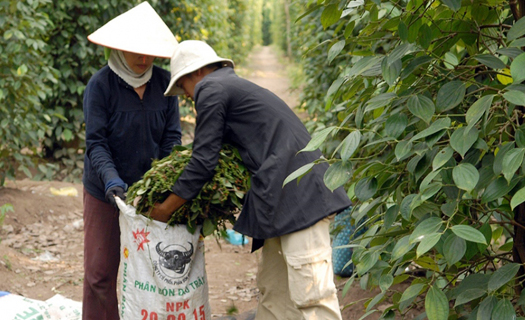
[126,144,250,236]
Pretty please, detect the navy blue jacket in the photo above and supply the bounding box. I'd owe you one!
[83,65,181,201]
[171,68,351,248]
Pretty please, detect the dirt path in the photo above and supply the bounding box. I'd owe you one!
[239,45,299,108]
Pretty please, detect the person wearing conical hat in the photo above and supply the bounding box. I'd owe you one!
[151,40,351,320]
[82,3,181,319]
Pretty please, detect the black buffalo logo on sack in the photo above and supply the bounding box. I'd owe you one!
[156,242,194,274]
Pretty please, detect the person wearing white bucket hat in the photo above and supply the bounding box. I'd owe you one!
[152,40,351,320]
[163,41,234,97]
[82,2,181,319]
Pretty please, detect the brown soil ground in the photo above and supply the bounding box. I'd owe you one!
[0,46,415,319]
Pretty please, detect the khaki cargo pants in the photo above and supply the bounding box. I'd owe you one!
[255,217,342,320]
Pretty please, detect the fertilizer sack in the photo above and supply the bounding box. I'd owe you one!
[116,198,210,320]
[0,293,81,320]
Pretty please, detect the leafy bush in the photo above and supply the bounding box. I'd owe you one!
[0,0,58,185]
[40,1,135,182]
[289,0,525,319]
[157,0,262,68]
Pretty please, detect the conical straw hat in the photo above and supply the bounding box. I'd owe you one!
[87,2,178,59]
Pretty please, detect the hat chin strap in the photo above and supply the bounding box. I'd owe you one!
[108,50,153,88]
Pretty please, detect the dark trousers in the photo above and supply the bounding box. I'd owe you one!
[82,190,120,320]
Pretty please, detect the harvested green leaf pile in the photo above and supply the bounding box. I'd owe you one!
[126,145,250,235]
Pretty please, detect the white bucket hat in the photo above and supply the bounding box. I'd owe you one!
[87,2,178,59]
[164,40,234,96]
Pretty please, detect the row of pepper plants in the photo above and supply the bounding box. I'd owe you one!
[280,0,525,318]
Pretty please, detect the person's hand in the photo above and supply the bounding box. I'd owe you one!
[105,186,126,209]
[149,193,188,223]
[149,201,174,223]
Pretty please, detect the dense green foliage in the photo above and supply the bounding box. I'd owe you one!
[0,0,58,185]
[127,145,250,236]
[262,4,273,46]
[0,0,263,184]
[154,0,262,65]
[282,0,525,318]
[40,1,136,181]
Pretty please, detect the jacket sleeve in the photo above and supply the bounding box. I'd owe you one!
[83,78,121,187]
[159,96,182,159]
[171,81,227,200]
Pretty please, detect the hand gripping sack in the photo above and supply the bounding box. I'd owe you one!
[116,198,210,320]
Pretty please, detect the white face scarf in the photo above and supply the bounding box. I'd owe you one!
[108,50,153,88]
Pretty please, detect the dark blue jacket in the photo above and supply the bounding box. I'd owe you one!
[83,65,181,202]
[171,67,351,248]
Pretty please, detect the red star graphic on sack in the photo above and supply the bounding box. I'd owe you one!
[132,228,150,251]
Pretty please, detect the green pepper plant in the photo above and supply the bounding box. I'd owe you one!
[127,145,250,237]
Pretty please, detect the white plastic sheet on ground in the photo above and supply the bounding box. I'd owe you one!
[116,197,210,320]
[0,293,81,320]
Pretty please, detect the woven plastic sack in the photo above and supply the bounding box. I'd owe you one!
[331,207,366,277]
[0,293,81,320]
[0,294,50,320]
[116,198,210,320]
